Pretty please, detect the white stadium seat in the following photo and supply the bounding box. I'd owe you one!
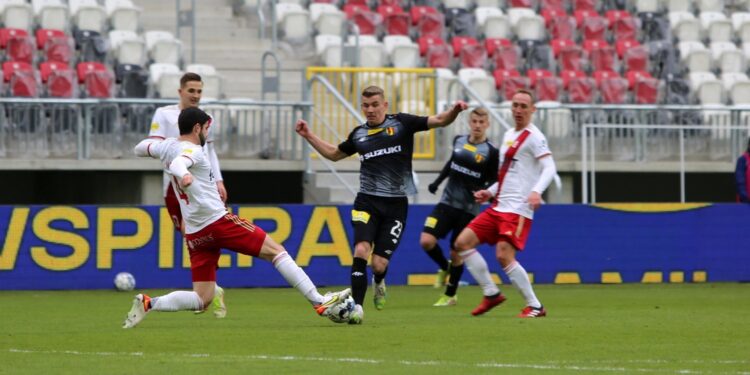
[106,0,141,32]
[109,30,145,65]
[2,2,34,31]
[33,0,68,31]
[70,0,106,33]
[383,35,419,68]
[309,3,345,36]
[145,30,183,65]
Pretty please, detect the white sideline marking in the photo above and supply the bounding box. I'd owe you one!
[7,348,750,374]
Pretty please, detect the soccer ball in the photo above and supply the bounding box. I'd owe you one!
[327,296,355,323]
[114,272,136,291]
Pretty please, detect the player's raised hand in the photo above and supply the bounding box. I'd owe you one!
[474,189,492,203]
[295,119,310,138]
[180,174,193,189]
[452,100,469,113]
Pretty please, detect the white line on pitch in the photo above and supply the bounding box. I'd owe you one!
[7,348,750,374]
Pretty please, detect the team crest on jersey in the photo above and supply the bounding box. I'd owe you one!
[386,127,395,136]
[150,122,159,130]
[182,148,194,154]
[475,154,484,163]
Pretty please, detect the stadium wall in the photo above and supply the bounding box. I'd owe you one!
[1,203,748,290]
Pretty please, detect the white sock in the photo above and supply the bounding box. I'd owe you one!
[458,249,500,297]
[505,261,541,308]
[273,251,324,305]
[150,291,203,312]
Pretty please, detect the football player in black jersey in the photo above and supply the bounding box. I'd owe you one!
[420,107,499,307]
[295,85,467,324]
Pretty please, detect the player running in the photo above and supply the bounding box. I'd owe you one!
[123,107,350,328]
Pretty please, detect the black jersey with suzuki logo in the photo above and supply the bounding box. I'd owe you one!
[435,135,499,215]
[338,113,429,197]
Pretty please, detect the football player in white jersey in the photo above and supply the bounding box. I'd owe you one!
[453,89,557,318]
[148,72,229,318]
[123,108,351,329]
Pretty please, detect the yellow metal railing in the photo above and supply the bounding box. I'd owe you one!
[306,67,437,159]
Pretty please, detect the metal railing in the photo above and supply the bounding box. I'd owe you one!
[582,123,750,204]
[0,98,312,160]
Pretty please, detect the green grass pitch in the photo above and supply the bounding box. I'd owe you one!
[1,283,748,374]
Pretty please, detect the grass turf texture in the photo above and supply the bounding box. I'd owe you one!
[1,283,748,374]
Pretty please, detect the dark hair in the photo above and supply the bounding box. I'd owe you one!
[178,107,211,135]
[513,88,536,103]
[180,72,202,88]
[361,85,385,98]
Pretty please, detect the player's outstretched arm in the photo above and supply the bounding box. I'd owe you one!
[427,101,468,129]
[295,119,348,161]
[134,138,162,159]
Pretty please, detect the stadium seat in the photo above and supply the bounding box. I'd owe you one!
[482,13,511,39]
[625,70,653,89]
[425,44,452,68]
[720,72,749,91]
[689,71,723,104]
[444,0,472,9]
[315,34,341,65]
[611,16,639,41]
[679,41,711,72]
[583,39,608,53]
[491,44,519,71]
[710,42,746,73]
[492,68,521,89]
[622,45,649,72]
[593,70,620,86]
[697,0,723,13]
[548,15,576,41]
[589,45,617,72]
[39,61,69,82]
[574,0,597,12]
[730,80,750,104]
[580,16,608,41]
[6,34,35,63]
[46,68,76,98]
[541,9,566,26]
[457,68,496,102]
[153,68,183,98]
[76,61,108,83]
[349,37,385,67]
[484,38,511,58]
[633,77,659,104]
[559,69,586,89]
[540,0,566,11]
[145,31,182,66]
[508,0,535,7]
[417,35,443,56]
[550,39,575,57]
[105,0,141,32]
[475,7,502,29]
[507,7,536,30]
[558,45,584,71]
[516,15,545,41]
[74,29,108,63]
[43,35,73,64]
[410,5,438,26]
[146,63,177,94]
[384,13,410,35]
[343,2,368,19]
[383,35,419,67]
[416,12,444,37]
[2,2,33,31]
[32,0,68,31]
[665,0,692,12]
[377,3,404,18]
[279,7,312,42]
[605,10,631,25]
[9,70,39,97]
[70,0,107,33]
[451,36,478,57]
[615,39,640,58]
[35,28,64,49]
[598,77,629,104]
[635,0,660,13]
[3,60,33,82]
[310,3,345,36]
[535,76,562,101]
[700,12,732,42]
[527,68,553,87]
[83,70,114,98]
[670,12,701,42]
[500,75,530,101]
[459,44,487,68]
[0,28,26,49]
[351,9,381,35]
[732,12,750,43]
[109,30,145,65]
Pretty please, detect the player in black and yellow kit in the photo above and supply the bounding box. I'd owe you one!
[419,108,499,307]
[295,85,467,324]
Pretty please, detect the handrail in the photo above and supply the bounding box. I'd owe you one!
[0,98,313,106]
[307,75,365,123]
[446,78,512,130]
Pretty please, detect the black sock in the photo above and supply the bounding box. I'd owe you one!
[445,263,465,297]
[351,257,368,305]
[373,267,388,284]
[425,244,449,271]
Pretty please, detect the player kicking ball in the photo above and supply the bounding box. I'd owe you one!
[123,107,350,328]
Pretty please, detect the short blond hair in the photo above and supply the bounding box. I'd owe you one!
[470,107,489,118]
[513,88,535,103]
[362,85,385,98]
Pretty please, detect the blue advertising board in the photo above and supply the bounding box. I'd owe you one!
[1,204,748,290]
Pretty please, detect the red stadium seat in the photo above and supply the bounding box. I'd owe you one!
[612,17,638,41]
[574,10,598,26]
[39,61,70,83]
[10,70,38,97]
[384,13,410,35]
[599,77,629,104]
[344,3,369,18]
[3,61,32,82]
[77,61,108,83]
[606,10,631,25]
[589,45,617,72]
[501,76,530,101]
[410,6,437,26]
[43,35,73,64]
[35,29,65,49]
[418,35,444,56]
[484,38,512,58]
[0,28,27,49]
[83,70,114,98]
[492,68,520,89]
[527,68,553,87]
[535,76,562,101]
[540,0,566,11]
[615,39,640,58]
[558,45,585,71]
[580,16,607,41]
[541,9,567,27]
[509,0,535,7]
[625,70,653,89]
[567,76,595,103]
[377,4,403,17]
[459,44,487,68]
[425,44,452,68]
[417,12,444,38]
[583,39,608,53]
[491,44,519,71]
[573,0,597,12]
[451,36,478,57]
[47,69,76,98]
[559,69,586,89]
[550,38,575,57]
[6,34,34,64]
[634,77,659,104]
[548,15,576,41]
[623,45,649,72]
[352,10,382,35]
[593,70,619,86]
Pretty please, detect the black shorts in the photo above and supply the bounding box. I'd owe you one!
[351,193,408,260]
[422,203,475,249]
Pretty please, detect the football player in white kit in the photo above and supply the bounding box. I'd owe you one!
[148,72,229,318]
[123,108,351,329]
[453,89,557,318]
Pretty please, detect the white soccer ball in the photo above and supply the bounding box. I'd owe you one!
[327,296,355,323]
[114,272,136,291]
